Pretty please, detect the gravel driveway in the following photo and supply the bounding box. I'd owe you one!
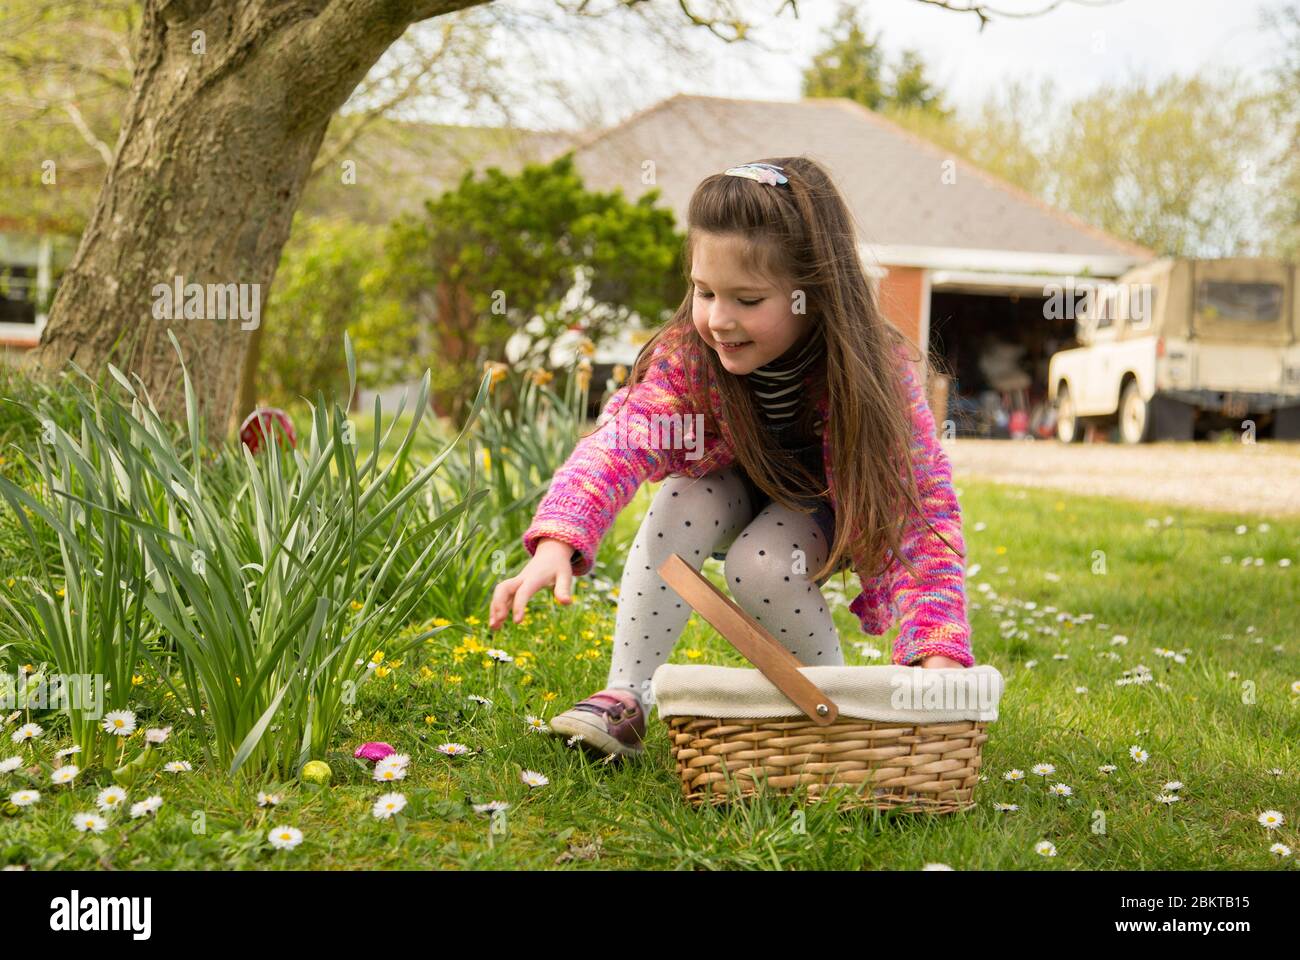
[944,439,1300,517]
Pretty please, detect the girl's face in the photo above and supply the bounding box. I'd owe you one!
[690,232,812,376]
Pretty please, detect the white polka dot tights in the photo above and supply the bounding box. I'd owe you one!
[606,465,844,707]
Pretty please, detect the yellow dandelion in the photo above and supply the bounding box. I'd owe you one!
[446,674,462,685]
[543,691,557,702]
[466,615,480,626]
[433,617,451,627]
[424,715,436,725]
[371,651,384,663]
[350,600,364,611]
[995,546,1007,555]
[131,675,145,686]
[481,448,491,472]
[419,666,433,679]
[375,666,390,678]
[686,648,703,660]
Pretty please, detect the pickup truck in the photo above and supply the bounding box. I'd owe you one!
[1048,257,1300,443]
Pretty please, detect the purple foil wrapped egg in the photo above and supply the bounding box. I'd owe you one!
[354,741,396,763]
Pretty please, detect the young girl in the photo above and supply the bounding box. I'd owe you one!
[488,156,973,759]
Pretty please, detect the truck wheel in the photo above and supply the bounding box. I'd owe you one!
[1151,395,1195,441]
[1056,386,1083,443]
[1119,380,1153,444]
[1273,405,1300,441]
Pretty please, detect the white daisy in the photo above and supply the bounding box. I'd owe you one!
[1034,840,1057,857]
[101,710,137,737]
[1291,680,1300,696]
[10,722,42,744]
[485,649,513,663]
[0,756,24,773]
[1048,783,1073,797]
[1156,793,1180,804]
[376,753,410,770]
[1074,686,1088,694]
[1129,745,1149,764]
[922,863,954,870]
[50,765,79,785]
[472,800,510,814]
[525,715,550,733]
[1163,781,1184,791]
[373,763,407,782]
[371,792,407,820]
[436,743,470,756]
[144,727,171,744]
[1258,810,1285,829]
[96,786,127,812]
[1098,764,1118,774]
[466,695,493,707]
[10,789,39,806]
[257,791,282,807]
[1031,763,1056,777]
[1268,768,1284,777]
[993,802,1019,812]
[267,826,304,850]
[129,796,163,819]
[565,735,586,748]
[163,760,192,773]
[520,769,549,788]
[1269,843,1292,857]
[73,812,108,833]
[1003,769,1025,782]
[54,746,82,759]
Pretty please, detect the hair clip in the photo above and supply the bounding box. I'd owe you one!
[723,162,789,186]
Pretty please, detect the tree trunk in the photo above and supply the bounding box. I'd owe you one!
[26,0,486,438]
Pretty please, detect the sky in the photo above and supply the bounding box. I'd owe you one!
[424,0,1292,133]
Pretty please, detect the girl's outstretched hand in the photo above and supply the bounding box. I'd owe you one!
[919,655,967,668]
[489,538,575,630]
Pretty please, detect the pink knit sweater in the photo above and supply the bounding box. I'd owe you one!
[521,326,975,667]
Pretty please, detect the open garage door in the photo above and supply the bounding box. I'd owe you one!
[929,274,1098,439]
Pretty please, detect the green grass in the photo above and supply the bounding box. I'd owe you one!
[1,477,1296,869]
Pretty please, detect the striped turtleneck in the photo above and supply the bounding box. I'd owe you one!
[743,327,823,423]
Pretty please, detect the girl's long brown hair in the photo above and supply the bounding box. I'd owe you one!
[595,154,961,586]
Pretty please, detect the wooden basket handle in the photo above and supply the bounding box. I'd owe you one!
[657,553,839,726]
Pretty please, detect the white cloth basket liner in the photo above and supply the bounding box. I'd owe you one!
[650,663,1004,724]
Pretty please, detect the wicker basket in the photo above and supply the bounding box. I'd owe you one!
[651,553,1001,814]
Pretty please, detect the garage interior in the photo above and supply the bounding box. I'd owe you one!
[928,278,1087,439]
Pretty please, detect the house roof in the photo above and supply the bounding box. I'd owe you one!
[534,93,1152,268]
[296,117,580,224]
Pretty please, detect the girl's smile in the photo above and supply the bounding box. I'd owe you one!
[690,231,813,375]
